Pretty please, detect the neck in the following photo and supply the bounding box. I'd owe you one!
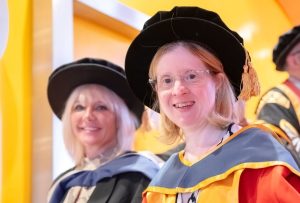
[183,123,226,162]
[289,76,300,85]
[288,70,300,81]
[85,144,119,160]
[287,76,300,90]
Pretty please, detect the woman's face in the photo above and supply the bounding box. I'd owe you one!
[155,46,218,130]
[70,84,117,152]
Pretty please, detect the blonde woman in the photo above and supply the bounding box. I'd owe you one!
[47,58,162,203]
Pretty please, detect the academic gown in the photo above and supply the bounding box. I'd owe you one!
[143,125,300,203]
[48,151,162,203]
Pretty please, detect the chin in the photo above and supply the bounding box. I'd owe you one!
[173,119,193,128]
[81,137,102,145]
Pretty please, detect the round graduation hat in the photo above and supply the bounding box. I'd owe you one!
[47,57,144,126]
[125,6,260,111]
[273,25,300,71]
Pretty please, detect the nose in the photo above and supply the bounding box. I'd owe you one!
[171,79,188,96]
[84,108,96,120]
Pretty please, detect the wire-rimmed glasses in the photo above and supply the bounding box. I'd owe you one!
[149,69,212,91]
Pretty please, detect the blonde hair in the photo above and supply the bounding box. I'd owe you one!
[61,84,138,165]
[149,41,239,143]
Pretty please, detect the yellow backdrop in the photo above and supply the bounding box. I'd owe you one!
[0,0,32,202]
[1,0,298,202]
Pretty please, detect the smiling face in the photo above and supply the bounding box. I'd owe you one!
[70,84,118,155]
[154,45,217,130]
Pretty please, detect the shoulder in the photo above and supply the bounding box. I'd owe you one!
[156,143,185,161]
[234,125,289,151]
[119,151,164,166]
[47,166,77,202]
[136,150,165,167]
[256,86,290,111]
[147,152,179,180]
[106,151,164,180]
[232,125,300,168]
[236,125,277,141]
[261,85,289,99]
[50,166,76,188]
[239,165,300,202]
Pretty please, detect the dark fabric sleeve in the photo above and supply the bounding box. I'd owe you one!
[88,172,151,203]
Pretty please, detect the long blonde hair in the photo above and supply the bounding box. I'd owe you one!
[149,41,239,144]
[61,84,138,165]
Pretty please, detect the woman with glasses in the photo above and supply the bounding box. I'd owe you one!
[125,6,300,203]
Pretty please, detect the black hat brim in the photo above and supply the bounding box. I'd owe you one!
[275,33,300,71]
[48,63,144,121]
[125,17,245,110]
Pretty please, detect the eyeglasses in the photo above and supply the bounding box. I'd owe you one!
[149,69,212,91]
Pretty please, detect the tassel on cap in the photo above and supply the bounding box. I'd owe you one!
[238,49,260,100]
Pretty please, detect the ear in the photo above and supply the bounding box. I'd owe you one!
[294,55,300,65]
[214,73,223,89]
[286,54,298,67]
